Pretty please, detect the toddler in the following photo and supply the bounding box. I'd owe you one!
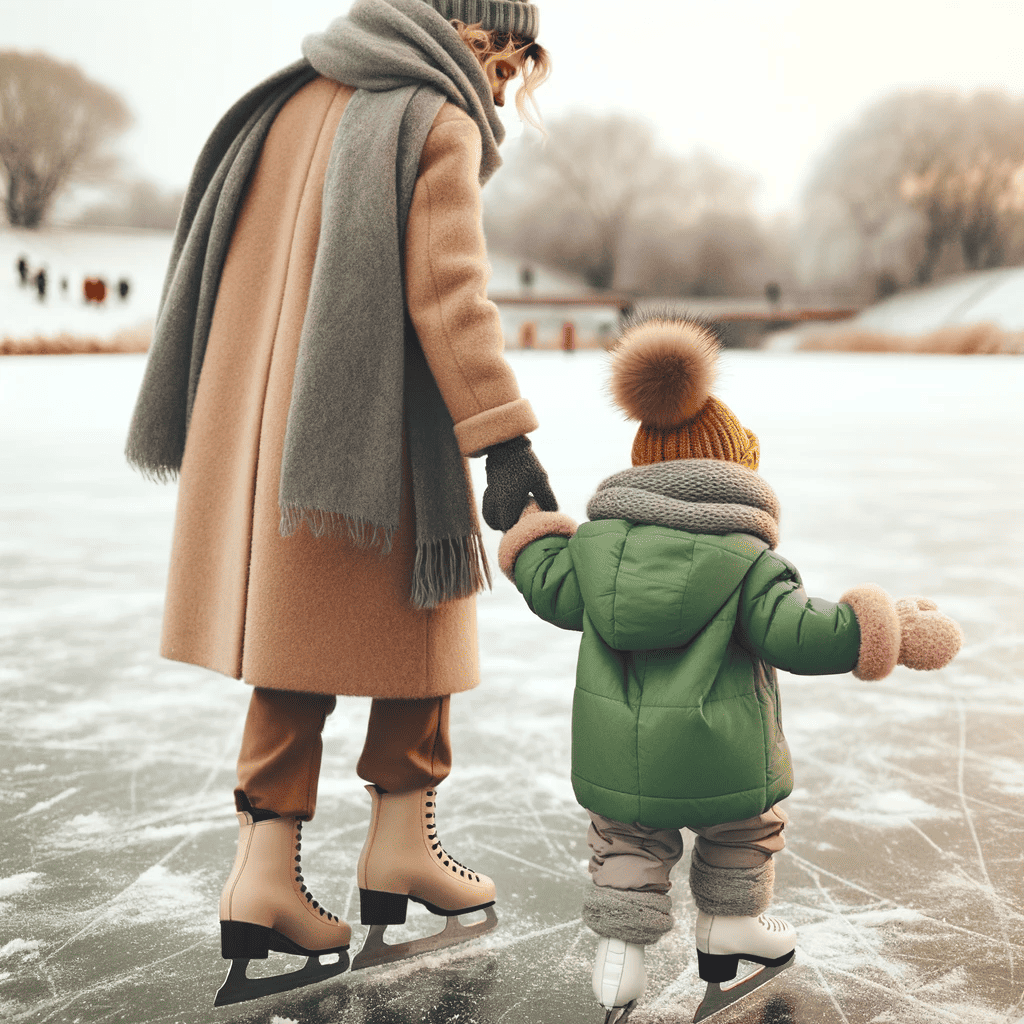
[497,314,962,1021]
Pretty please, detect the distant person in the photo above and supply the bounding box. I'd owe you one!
[126,0,557,1007]
[60,277,69,296]
[16,256,29,286]
[34,268,47,301]
[83,278,107,304]
[497,313,963,1023]
[118,278,131,301]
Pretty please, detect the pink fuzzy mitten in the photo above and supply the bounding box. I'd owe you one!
[895,597,963,670]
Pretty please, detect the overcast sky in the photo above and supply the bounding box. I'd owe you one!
[4,0,1024,218]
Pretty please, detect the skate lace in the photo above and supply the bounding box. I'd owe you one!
[424,790,482,883]
[293,821,341,923]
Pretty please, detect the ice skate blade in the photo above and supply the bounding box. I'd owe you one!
[350,904,498,971]
[692,952,794,1022]
[213,949,349,1006]
[603,998,637,1024]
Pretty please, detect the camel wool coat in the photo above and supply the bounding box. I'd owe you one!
[160,76,537,699]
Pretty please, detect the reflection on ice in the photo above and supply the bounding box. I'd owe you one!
[0,351,1021,1023]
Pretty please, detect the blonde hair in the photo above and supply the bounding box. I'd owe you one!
[451,20,550,132]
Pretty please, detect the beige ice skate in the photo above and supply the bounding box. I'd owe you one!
[215,810,351,1006]
[352,785,498,970]
[692,910,796,1021]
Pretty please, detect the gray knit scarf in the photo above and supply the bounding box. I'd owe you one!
[586,460,781,549]
[125,0,504,608]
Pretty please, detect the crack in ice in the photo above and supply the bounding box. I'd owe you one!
[472,841,582,881]
[808,957,852,1024]
[800,948,993,1023]
[23,939,206,1023]
[38,715,244,966]
[787,852,1023,951]
[957,696,1016,984]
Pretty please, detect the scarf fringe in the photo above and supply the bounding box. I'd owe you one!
[279,505,396,554]
[125,456,180,484]
[411,534,492,610]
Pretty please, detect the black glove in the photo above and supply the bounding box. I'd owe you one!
[481,435,558,531]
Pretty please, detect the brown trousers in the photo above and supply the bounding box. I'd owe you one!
[235,687,452,820]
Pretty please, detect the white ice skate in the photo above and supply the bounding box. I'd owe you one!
[692,910,796,1022]
[351,785,498,970]
[215,809,351,1006]
[592,936,646,1024]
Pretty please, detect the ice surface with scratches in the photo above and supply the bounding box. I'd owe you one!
[1,331,1023,1022]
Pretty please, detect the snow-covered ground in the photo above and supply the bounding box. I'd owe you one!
[0,226,617,348]
[0,227,171,342]
[1,344,1022,1024]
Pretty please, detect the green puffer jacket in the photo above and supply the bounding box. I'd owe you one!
[506,461,864,830]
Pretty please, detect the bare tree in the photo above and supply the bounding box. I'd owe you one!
[0,51,132,228]
[946,93,1024,270]
[800,89,1024,297]
[485,111,778,295]
[487,112,675,288]
[73,177,184,230]
[620,207,791,299]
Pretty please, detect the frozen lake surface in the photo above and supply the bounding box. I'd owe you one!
[1,350,1022,1024]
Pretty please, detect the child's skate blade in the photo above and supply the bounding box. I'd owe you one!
[692,952,794,1022]
[603,999,638,1024]
[351,905,498,971]
[213,949,349,1006]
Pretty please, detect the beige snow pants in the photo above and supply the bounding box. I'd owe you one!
[586,805,789,892]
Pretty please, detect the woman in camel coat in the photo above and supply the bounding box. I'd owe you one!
[127,0,556,982]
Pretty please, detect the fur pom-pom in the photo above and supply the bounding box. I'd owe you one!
[609,314,720,427]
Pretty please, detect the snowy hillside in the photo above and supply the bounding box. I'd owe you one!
[854,266,1024,333]
[769,265,1024,350]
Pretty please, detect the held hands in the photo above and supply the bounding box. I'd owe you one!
[482,435,558,532]
[895,597,964,670]
[495,500,579,585]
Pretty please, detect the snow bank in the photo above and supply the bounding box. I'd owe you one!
[0,225,171,346]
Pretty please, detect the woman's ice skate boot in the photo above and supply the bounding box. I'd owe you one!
[352,785,497,969]
[592,936,646,1024]
[215,805,351,1006]
[692,911,796,1022]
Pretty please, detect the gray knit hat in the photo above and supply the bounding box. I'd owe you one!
[424,0,539,40]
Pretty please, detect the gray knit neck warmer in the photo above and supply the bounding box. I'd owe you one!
[586,460,781,549]
[126,0,502,608]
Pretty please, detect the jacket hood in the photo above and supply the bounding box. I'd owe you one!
[569,460,778,652]
[568,519,768,651]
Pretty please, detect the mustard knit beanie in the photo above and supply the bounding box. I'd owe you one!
[609,314,760,470]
